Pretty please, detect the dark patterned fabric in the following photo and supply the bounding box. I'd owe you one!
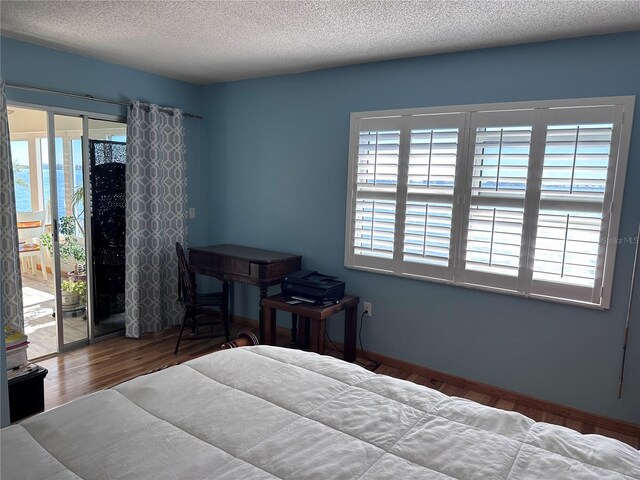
[90,140,126,322]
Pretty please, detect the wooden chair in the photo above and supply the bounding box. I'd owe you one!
[175,242,230,354]
[17,211,47,279]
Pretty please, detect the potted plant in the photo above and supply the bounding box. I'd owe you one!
[61,279,87,307]
[40,216,86,275]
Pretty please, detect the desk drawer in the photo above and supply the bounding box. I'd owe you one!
[258,257,302,281]
[189,250,222,272]
[189,250,251,277]
[224,258,250,276]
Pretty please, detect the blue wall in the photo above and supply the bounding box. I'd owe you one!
[202,32,640,424]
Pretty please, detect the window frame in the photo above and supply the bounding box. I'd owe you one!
[344,96,635,309]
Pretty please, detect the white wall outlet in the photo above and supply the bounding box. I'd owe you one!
[363,302,372,317]
[188,207,196,219]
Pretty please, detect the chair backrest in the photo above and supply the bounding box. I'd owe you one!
[176,242,196,306]
[44,201,52,227]
[17,211,45,242]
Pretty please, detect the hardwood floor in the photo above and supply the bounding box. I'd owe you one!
[35,323,639,449]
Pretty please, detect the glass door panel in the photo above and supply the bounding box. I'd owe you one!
[9,107,126,358]
[52,114,89,349]
[7,107,56,359]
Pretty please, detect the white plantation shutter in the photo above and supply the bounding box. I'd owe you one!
[530,105,620,304]
[346,97,633,308]
[350,117,402,267]
[463,111,534,289]
[402,113,466,279]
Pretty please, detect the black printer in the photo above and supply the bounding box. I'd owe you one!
[281,270,345,304]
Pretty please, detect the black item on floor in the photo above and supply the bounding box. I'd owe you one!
[8,366,48,422]
[281,270,345,304]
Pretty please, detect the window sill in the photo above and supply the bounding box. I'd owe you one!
[345,263,607,311]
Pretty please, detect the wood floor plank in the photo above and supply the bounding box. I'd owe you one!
[564,418,584,431]
[438,384,467,397]
[541,412,566,427]
[374,365,412,380]
[494,399,516,411]
[411,375,443,390]
[516,405,546,422]
[464,391,496,407]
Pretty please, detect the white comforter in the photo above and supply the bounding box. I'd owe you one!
[1,346,638,479]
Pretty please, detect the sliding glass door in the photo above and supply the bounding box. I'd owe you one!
[9,105,126,358]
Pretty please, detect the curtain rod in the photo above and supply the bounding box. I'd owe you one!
[5,82,203,120]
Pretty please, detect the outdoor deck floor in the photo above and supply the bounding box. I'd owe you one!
[22,270,88,358]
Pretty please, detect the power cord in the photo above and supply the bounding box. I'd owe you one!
[324,325,343,354]
[358,311,379,368]
[323,312,380,369]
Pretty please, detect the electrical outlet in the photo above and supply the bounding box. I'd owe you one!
[188,207,196,219]
[363,302,372,317]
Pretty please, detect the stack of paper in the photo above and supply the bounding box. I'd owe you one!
[5,326,29,370]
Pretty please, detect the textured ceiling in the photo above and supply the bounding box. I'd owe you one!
[1,0,639,85]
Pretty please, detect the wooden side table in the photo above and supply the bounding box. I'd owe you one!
[262,294,359,362]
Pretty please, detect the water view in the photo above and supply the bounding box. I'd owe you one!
[13,164,83,217]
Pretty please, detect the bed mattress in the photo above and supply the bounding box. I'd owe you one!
[1,346,638,479]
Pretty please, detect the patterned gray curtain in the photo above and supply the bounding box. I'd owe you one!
[125,102,187,337]
[0,80,24,332]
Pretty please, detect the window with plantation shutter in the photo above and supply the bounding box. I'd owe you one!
[345,97,634,309]
[462,112,533,289]
[352,117,401,265]
[402,113,465,279]
[530,105,620,305]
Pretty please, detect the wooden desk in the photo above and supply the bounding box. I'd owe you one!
[262,294,359,362]
[188,244,302,340]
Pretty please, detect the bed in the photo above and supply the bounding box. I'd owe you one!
[1,346,638,479]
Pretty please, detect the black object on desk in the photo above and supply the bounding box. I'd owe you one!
[281,270,345,304]
[8,365,48,422]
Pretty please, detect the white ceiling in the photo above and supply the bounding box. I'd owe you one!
[1,0,639,85]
